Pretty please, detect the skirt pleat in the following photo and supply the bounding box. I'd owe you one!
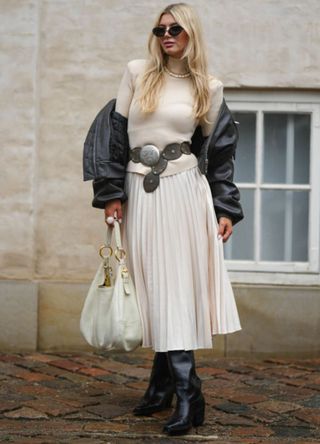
[121,164,241,352]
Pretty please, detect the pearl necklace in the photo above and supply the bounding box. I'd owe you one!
[164,65,191,78]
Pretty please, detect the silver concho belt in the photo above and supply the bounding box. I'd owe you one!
[129,142,191,192]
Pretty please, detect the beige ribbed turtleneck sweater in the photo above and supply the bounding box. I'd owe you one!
[115,56,223,177]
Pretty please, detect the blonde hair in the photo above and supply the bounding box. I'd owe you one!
[139,3,211,122]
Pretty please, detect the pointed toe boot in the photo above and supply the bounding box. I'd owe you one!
[133,352,175,416]
[163,350,205,435]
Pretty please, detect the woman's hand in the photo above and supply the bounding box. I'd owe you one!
[218,216,233,242]
[104,199,122,226]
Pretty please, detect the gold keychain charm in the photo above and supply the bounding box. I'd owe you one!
[98,245,113,287]
[102,263,113,287]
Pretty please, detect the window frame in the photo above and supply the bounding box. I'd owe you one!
[223,90,320,281]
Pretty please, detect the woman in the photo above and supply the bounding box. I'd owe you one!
[84,2,244,436]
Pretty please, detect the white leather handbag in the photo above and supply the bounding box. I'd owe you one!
[80,220,143,352]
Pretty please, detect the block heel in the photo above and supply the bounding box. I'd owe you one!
[133,387,174,415]
[164,391,174,408]
[192,398,205,427]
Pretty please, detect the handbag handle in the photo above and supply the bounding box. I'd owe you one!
[105,220,126,262]
[105,220,122,247]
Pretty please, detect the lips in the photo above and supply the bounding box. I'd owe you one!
[163,41,175,47]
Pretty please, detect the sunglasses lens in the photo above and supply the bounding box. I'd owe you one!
[152,25,184,38]
[169,25,183,36]
[152,27,165,37]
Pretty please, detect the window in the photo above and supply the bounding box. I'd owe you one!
[223,92,320,277]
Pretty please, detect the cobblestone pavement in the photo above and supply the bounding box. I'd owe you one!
[0,350,319,443]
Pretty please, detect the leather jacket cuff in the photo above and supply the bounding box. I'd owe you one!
[216,213,234,224]
[92,177,127,209]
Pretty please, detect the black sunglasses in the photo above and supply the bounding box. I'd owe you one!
[152,24,184,38]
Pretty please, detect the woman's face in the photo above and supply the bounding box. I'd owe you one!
[157,13,189,59]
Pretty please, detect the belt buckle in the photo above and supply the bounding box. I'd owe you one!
[140,144,160,167]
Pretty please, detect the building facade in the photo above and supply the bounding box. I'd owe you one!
[1,0,319,356]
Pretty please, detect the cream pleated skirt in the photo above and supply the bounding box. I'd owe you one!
[121,164,242,352]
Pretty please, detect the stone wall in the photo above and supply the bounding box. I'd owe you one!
[1,0,319,352]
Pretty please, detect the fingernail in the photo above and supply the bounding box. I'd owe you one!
[119,218,122,223]
[217,234,222,240]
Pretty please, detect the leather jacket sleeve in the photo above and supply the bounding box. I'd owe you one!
[205,101,244,225]
[91,109,130,208]
[92,175,127,209]
[83,99,130,209]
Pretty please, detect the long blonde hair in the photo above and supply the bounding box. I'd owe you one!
[139,3,211,122]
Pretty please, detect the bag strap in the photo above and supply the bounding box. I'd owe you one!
[104,221,130,292]
[105,220,123,250]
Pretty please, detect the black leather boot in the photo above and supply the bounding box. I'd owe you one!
[163,350,205,435]
[133,352,175,416]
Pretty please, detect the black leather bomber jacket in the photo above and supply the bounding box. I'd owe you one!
[83,98,244,225]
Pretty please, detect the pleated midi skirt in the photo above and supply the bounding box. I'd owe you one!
[121,163,242,352]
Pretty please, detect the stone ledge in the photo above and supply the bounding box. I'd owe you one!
[0,280,319,357]
[0,280,38,351]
